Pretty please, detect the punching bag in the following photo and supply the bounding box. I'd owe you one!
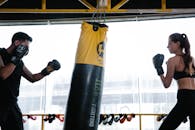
[63,21,108,130]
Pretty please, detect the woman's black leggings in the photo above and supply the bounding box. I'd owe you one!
[159,89,195,130]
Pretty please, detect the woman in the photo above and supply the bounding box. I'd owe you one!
[153,33,195,130]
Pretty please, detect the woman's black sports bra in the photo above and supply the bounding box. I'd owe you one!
[174,71,195,80]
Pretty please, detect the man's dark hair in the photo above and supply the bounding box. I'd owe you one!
[12,32,32,43]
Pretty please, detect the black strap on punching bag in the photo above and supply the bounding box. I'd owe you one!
[63,21,108,130]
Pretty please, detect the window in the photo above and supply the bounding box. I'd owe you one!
[1,17,195,130]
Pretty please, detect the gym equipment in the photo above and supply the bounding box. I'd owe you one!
[63,21,108,130]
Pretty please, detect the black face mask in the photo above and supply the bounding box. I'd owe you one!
[15,44,29,56]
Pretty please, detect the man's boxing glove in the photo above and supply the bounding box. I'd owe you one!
[152,54,164,75]
[11,44,29,65]
[41,59,61,76]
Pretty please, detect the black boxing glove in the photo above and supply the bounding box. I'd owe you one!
[41,59,61,76]
[152,54,164,75]
[11,44,29,65]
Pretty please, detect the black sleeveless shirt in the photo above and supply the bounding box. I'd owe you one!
[0,48,24,107]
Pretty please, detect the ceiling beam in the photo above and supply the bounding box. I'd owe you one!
[112,0,129,10]
[42,0,46,10]
[0,8,195,13]
[0,0,128,13]
[0,8,128,13]
[0,0,8,6]
[0,0,194,14]
[78,0,96,9]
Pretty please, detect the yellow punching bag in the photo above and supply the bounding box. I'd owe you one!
[63,21,108,130]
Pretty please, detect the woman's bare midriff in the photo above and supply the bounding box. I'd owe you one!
[177,78,195,90]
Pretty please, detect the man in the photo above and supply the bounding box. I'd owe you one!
[0,32,61,130]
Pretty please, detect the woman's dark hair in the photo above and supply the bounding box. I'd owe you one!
[169,33,194,71]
